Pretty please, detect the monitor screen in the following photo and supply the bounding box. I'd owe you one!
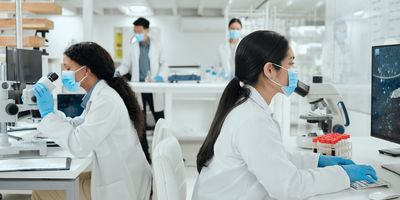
[6,48,43,105]
[6,47,42,84]
[57,94,85,118]
[371,44,400,144]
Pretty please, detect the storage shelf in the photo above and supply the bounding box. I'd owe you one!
[0,18,54,30]
[0,36,45,47]
[0,2,62,14]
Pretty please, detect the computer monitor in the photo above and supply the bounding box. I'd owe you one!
[371,44,400,144]
[6,47,42,84]
[5,47,42,104]
[57,94,85,118]
[371,44,400,175]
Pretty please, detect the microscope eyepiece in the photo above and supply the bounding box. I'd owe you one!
[47,72,59,82]
[295,80,310,97]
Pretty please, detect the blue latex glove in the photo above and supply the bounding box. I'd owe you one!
[318,155,355,167]
[32,83,54,118]
[341,164,378,183]
[154,74,164,82]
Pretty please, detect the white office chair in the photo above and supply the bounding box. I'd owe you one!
[151,118,171,154]
[153,136,187,200]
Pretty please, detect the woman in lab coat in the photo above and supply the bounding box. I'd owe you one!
[217,18,242,79]
[32,42,152,200]
[193,31,378,200]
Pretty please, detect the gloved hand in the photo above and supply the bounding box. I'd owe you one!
[32,83,54,118]
[341,164,378,183]
[153,74,164,82]
[318,155,355,167]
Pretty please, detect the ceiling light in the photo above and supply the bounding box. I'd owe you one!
[353,10,364,16]
[129,5,148,13]
[119,5,153,16]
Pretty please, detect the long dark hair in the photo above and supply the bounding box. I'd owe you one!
[229,18,242,28]
[196,31,289,172]
[64,42,144,136]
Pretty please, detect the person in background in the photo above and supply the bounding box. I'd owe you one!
[193,30,377,200]
[32,42,152,200]
[217,18,243,79]
[115,17,167,164]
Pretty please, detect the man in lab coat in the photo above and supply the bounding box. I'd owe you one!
[116,17,167,163]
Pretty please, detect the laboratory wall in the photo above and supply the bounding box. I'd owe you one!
[321,0,400,136]
[44,15,226,69]
[44,15,84,59]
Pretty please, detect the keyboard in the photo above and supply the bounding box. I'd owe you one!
[351,178,391,190]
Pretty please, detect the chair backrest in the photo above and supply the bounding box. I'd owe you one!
[153,136,187,200]
[152,118,171,154]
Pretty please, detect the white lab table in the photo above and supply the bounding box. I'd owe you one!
[282,136,400,199]
[0,130,92,200]
[129,82,227,139]
[129,82,227,117]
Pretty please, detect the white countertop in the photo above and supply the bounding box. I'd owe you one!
[129,82,227,93]
[0,130,91,180]
[283,136,400,199]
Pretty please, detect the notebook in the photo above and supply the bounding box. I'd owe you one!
[0,157,71,172]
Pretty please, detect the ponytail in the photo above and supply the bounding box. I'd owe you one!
[107,77,144,136]
[196,78,250,172]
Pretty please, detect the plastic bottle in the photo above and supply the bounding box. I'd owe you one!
[204,68,212,83]
[211,71,217,83]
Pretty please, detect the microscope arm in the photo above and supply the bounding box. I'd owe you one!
[17,104,38,112]
[295,80,350,132]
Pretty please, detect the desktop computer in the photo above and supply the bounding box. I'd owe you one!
[57,94,85,118]
[371,44,400,175]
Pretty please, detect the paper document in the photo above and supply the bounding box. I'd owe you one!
[0,157,71,172]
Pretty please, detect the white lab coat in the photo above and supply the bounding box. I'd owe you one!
[117,38,167,112]
[38,80,152,200]
[192,86,350,200]
[217,41,240,78]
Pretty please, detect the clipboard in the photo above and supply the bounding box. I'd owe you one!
[0,157,71,172]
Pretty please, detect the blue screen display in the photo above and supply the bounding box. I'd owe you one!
[371,44,400,144]
[57,94,85,118]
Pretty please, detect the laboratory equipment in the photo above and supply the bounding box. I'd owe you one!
[22,72,58,105]
[312,133,352,159]
[0,80,46,157]
[295,76,350,148]
[350,179,391,190]
[168,65,201,83]
[0,69,58,157]
[371,44,400,176]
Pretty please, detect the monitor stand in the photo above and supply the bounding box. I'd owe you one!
[379,148,400,157]
[382,163,400,176]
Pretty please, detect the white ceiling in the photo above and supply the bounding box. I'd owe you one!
[55,0,325,21]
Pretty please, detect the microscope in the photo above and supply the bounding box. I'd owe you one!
[0,72,58,157]
[294,76,350,149]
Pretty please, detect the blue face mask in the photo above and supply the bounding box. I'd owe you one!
[135,33,145,42]
[268,63,298,96]
[61,66,87,92]
[229,30,241,39]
